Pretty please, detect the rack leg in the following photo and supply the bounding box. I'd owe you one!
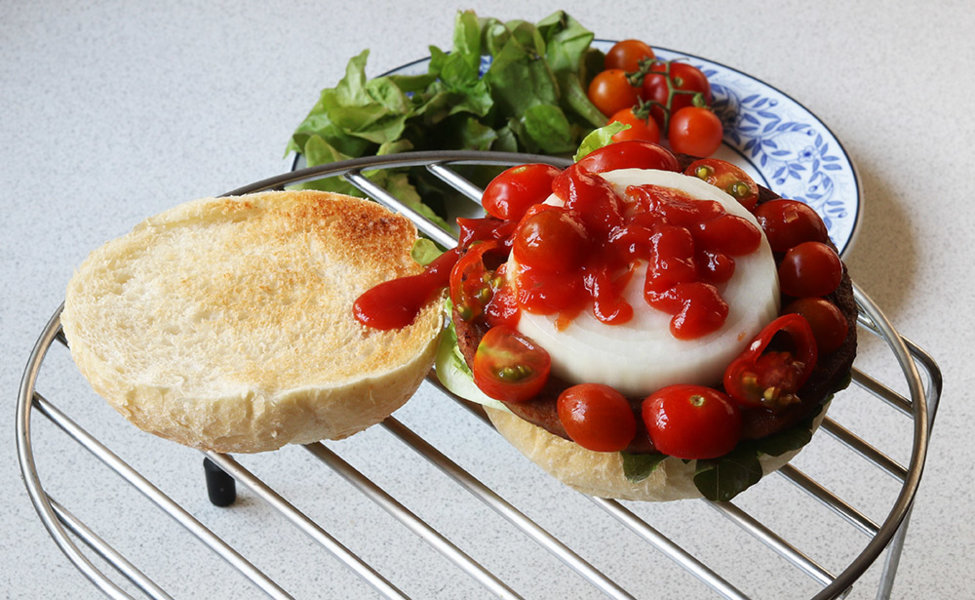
[203,457,237,507]
[875,503,914,600]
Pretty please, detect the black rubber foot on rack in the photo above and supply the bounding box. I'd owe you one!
[203,458,237,507]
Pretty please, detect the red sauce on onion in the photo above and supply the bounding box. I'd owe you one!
[508,166,761,339]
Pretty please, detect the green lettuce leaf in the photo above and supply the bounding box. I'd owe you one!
[621,452,669,483]
[536,10,606,129]
[574,122,627,161]
[693,447,764,502]
[411,238,443,266]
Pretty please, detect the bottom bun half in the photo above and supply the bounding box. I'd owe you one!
[485,404,830,502]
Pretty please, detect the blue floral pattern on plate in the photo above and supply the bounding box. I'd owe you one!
[385,41,860,255]
[648,45,859,255]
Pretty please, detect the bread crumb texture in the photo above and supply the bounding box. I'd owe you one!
[61,191,443,452]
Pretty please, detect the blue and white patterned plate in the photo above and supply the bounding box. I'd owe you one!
[382,40,860,255]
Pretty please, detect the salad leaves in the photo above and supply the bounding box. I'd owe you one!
[286,10,607,212]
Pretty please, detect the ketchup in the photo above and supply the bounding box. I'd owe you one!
[352,248,460,330]
[510,167,761,339]
[354,158,763,341]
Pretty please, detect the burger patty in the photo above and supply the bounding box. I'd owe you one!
[455,158,858,454]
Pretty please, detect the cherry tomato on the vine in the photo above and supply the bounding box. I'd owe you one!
[641,61,712,128]
[668,106,723,158]
[642,384,741,459]
[609,106,661,143]
[472,326,551,403]
[604,39,655,73]
[588,69,640,118]
[783,297,849,354]
[481,163,561,222]
[778,241,843,298]
[684,158,759,211]
[754,199,829,253]
[557,383,636,452]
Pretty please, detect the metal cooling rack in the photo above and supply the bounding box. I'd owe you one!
[17,151,941,600]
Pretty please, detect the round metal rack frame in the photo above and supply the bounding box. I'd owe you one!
[17,151,942,600]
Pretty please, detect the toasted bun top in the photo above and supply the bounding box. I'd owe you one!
[61,190,443,453]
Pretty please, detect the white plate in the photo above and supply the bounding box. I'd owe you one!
[381,40,861,256]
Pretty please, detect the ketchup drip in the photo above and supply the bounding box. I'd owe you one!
[353,248,460,330]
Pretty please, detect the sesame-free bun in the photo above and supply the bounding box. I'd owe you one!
[485,404,829,502]
[61,190,443,453]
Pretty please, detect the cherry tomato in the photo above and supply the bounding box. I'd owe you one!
[642,385,741,459]
[456,216,518,250]
[449,241,500,322]
[778,241,843,298]
[557,383,636,452]
[604,39,655,72]
[472,326,551,403]
[480,163,561,222]
[588,69,640,118]
[668,106,723,158]
[574,140,679,174]
[512,205,588,273]
[723,314,818,411]
[684,158,760,211]
[783,297,849,354]
[754,199,829,253]
[641,61,712,127]
[609,106,661,143]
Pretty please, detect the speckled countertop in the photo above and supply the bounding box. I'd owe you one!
[2,2,970,598]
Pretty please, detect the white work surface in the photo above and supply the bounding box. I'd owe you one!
[2,2,969,599]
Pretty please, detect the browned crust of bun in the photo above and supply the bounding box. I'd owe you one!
[455,160,857,453]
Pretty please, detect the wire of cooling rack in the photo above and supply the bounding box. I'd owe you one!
[17,151,940,600]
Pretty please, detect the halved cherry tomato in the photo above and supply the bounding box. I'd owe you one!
[588,69,640,118]
[641,61,712,128]
[778,241,843,298]
[684,158,760,211]
[642,384,741,459]
[783,297,849,354]
[604,39,655,72]
[456,216,518,250]
[481,163,561,222]
[574,140,680,174]
[668,106,723,157]
[449,241,500,322]
[557,383,636,452]
[472,326,551,403]
[609,105,661,144]
[723,314,818,411]
[511,205,588,273]
[754,199,829,253]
